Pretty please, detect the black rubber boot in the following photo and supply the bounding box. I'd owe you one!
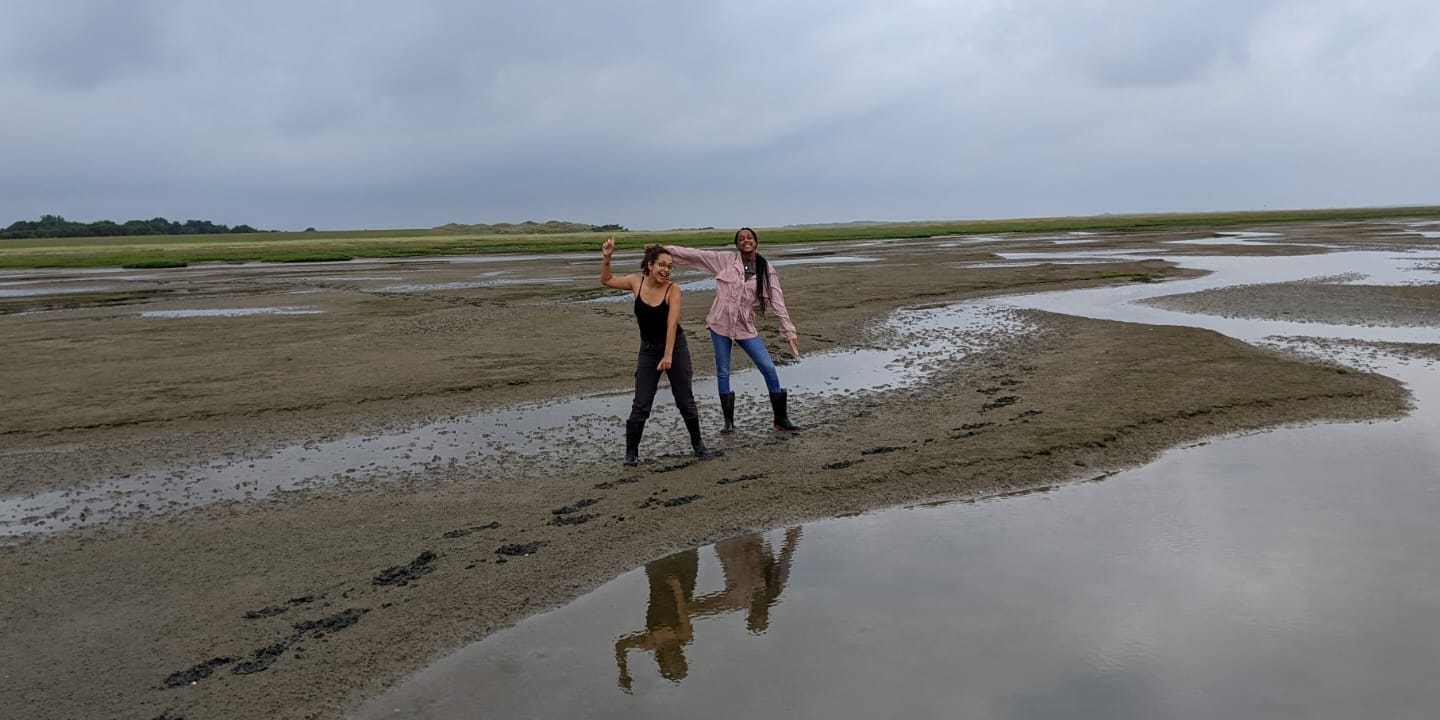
[684,417,716,459]
[769,390,801,432]
[624,419,645,466]
[718,392,736,434]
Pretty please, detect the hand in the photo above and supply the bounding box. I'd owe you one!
[657,355,672,371]
[787,336,801,358]
[602,236,615,258]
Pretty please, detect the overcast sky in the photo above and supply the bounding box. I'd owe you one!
[2,1,1437,230]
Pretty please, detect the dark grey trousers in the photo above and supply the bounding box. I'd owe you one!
[629,332,699,424]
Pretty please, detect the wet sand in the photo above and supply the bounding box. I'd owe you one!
[0,220,1428,719]
[1146,282,1440,327]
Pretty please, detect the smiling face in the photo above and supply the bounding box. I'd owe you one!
[646,252,673,282]
[734,228,758,256]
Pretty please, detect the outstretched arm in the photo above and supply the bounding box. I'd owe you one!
[664,244,731,276]
[600,237,639,292]
[765,265,800,356]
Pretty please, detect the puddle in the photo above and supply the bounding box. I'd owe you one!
[770,256,878,267]
[0,304,1021,537]
[140,307,325,318]
[353,246,1440,720]
[353,353,1440,720]
[955,259,1133,269]
[0,285,118,298]
[936,235,1008,247]
[375,277,579,293]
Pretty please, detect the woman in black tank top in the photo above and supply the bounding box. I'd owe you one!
[600,239,714,466]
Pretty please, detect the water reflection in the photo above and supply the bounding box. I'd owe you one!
[615,528,801,691]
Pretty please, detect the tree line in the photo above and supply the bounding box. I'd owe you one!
[434,220,627,234]
[1,215,264,239]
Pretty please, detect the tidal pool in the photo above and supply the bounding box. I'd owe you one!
[354,247,1440,720]
[0,301,1019,537]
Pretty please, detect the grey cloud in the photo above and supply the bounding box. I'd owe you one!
[1,0,176,90]
[0,0,1437,230]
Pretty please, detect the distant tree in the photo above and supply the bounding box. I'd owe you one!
[0,215,268,239]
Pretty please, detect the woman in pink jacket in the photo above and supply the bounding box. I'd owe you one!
[665,228,801,432]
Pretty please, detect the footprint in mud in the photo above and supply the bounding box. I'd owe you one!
[495,542,545,559]
[164,657,233,688]
[372,551,436,587]
[860,445,905,455]
[823,459,863,470]
[442,521,501,539]
[976,386,1003,396]
[593,476,641,490]
[240,593,321,622]
[980,395,1019,412]
[1010,409,1044,423]
[166,608,369,687]
[550,498,599,515]
[717,472,766,486]
[949,421,993,439]
[232,642,288,675]
[242,605,289,620]
[638,494,703,509]
[550,513,598,526]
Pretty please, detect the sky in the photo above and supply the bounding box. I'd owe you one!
[1,0,1437,231]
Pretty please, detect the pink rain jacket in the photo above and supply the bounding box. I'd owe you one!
[664,245,798,342]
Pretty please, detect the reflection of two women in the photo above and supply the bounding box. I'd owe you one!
[614,528,802,691]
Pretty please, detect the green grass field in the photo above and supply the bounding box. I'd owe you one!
[2,206,1437,269]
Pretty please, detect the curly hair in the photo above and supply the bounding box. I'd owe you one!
[640,244,670,276]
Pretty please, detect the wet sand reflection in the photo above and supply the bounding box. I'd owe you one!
[614,528,801,691]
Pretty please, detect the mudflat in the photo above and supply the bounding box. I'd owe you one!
[0,220,1427,720]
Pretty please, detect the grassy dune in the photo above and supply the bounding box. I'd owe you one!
[2,205,1437,269]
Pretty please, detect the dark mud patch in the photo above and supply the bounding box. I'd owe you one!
[292,608,367,638]
[981,396,1020,412]
[550,513,598,527]
[495,542,544,557]
[717,472,767,486]
[372,551,437,587]
[638,492,705,509]
[861,445,905,455]
[824,459,864,470]
[163,657,233,688]
[593,476,641,490]
[550,499,599,515]
[441,521,500,539]
[241,606,289,620]
[231,642,288,675]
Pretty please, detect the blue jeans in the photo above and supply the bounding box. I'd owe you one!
[710,329,783,395]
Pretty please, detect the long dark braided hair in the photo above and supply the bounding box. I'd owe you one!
[736,227,769,314]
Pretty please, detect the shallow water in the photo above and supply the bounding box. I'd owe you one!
[0,302,1020,536]
[0,285,118,298]
[353,247,1440,720]
[140,307,324,318]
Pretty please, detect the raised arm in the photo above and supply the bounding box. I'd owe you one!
[765,264,800,353]
[664,244,731,276]
[600,237,640,292]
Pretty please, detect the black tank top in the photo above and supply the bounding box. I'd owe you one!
[634,284,676,346]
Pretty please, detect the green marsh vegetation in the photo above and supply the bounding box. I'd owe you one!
[2,206,1437,269]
